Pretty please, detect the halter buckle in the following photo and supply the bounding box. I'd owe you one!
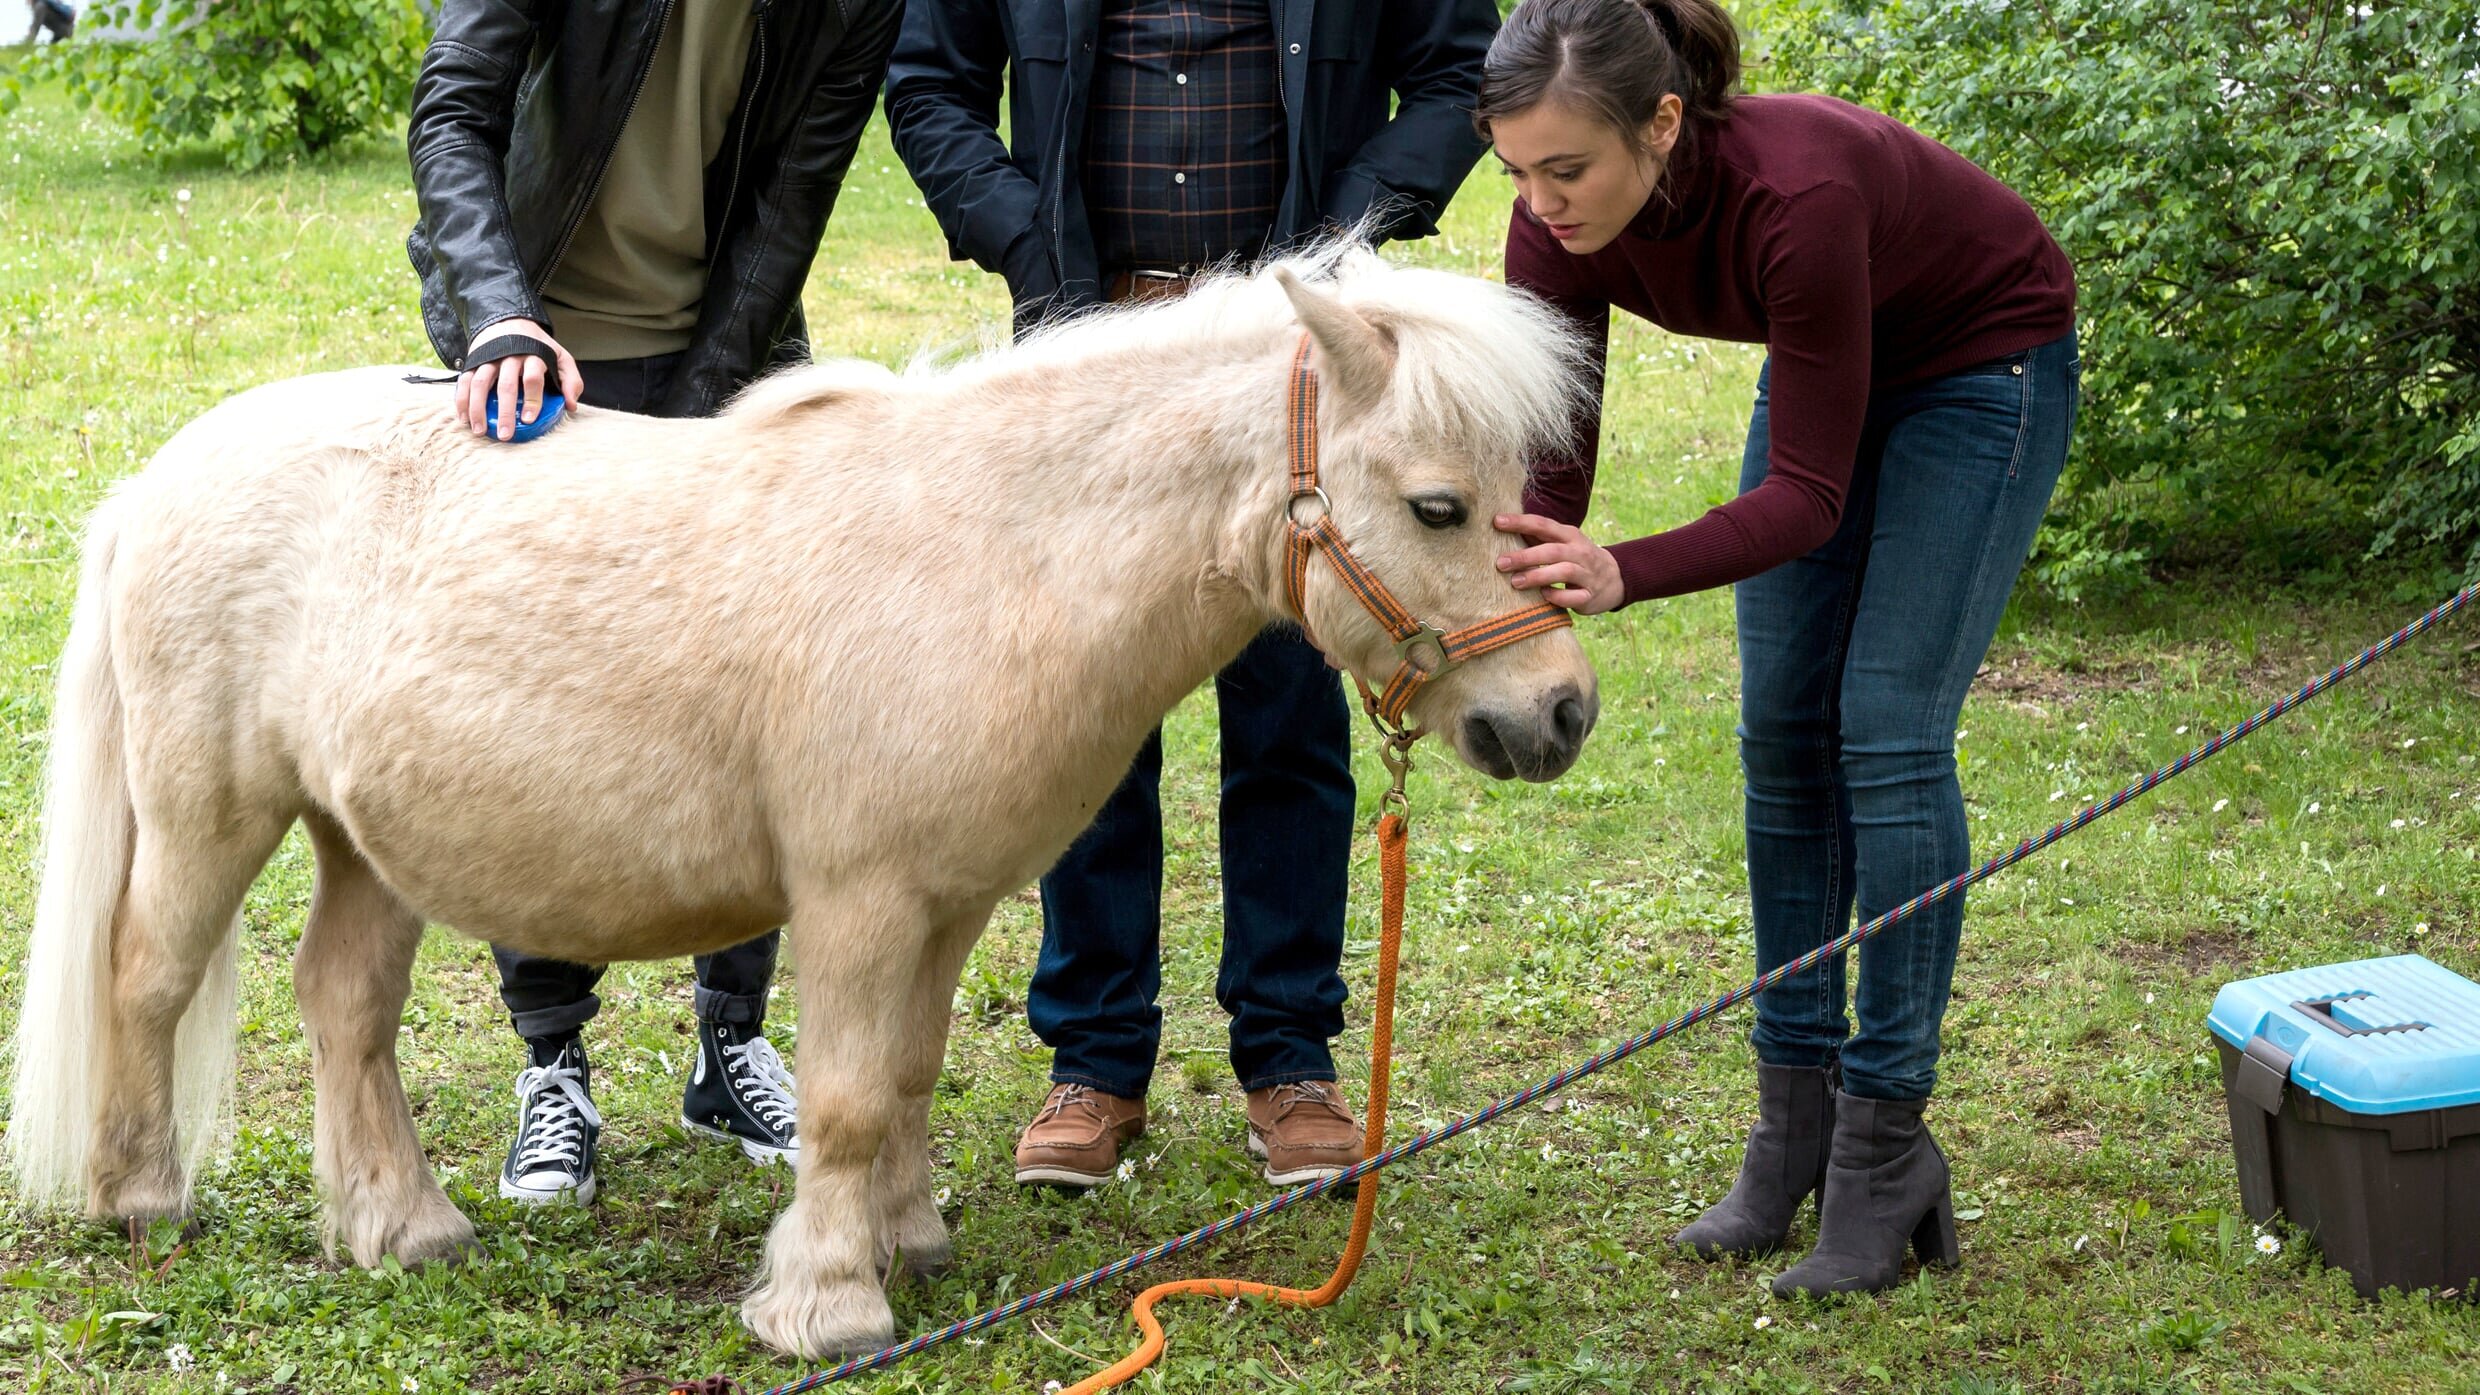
[1392,624,1457,678]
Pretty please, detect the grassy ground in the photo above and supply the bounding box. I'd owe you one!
[4,77,2480,1395]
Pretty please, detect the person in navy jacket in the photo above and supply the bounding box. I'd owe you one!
[886,0,1497,1191]
[886,0,1498,327]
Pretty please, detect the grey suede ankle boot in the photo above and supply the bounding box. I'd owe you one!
[1672,1063,1837,1259]
[1772,1090,1960,1297]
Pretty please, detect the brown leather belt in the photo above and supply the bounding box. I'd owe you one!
[1106,269,1198,304]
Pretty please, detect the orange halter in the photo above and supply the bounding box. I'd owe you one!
[1279,334,1576,736]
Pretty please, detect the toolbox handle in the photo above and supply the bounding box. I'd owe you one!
[2236,1034,2294,1114]
[2291,993,2431,1038]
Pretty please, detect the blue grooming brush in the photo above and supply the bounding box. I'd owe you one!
[485,392,567,443]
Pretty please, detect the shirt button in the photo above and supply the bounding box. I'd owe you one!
[1175,73,1188,85]
[1174,172,1187,184]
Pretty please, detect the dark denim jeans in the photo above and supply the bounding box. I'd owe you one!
[1736,330,2079,1102]
[489,348,783,1040]
[1030,626,1353,1098]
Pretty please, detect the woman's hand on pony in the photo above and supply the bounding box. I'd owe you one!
[1494,513,1624,614]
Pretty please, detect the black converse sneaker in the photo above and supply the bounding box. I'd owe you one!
[680,1019,800,1166]
[499,1038,602,1206]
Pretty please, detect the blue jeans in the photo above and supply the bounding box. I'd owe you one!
[1736,331,2079,1102]
[1030,627,1353,1098]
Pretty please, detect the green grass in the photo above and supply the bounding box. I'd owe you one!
[5,78,2480,1395]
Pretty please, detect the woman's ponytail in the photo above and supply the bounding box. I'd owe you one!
[1476,0,1741,145]
[1641,0,1741,123]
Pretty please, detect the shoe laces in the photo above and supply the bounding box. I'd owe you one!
[1266,1080,1351,1124]
[1039,1083,1112,1124]
[721,1035,799,1137]
[512,1059,601,1174]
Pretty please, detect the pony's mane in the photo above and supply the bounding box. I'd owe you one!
[724,238,1587,466]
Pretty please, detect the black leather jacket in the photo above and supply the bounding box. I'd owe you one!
[407,0,902,415]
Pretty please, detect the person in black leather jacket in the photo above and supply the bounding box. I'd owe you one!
[402,0,901,1209]
[409,0,902,423]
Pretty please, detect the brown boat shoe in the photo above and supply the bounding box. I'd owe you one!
[1014,1082,1147,1188]
[1244,1080,1365,1185]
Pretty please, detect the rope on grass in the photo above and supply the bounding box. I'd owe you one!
[746,583,2478,1395]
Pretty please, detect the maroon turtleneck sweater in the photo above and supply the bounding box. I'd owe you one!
[1510,93,2076,606]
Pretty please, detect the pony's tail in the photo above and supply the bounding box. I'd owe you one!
[7,499,237,1209]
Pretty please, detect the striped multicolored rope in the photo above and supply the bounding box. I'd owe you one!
[753,583,2476,1395]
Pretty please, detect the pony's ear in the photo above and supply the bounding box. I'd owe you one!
[1275,266,1394,406]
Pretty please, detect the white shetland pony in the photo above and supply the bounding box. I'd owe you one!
[6,246,1597,1357]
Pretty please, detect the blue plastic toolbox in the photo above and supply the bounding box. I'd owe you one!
[2207,953,2480,1297]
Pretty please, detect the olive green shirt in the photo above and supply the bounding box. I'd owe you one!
[541,1,758,362]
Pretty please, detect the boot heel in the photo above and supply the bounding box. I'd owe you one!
[1912,1195,1960,1268]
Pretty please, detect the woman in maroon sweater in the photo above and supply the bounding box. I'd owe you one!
[1479,0,2078,1296]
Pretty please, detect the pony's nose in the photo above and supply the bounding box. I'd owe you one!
[1462,681,1594,783]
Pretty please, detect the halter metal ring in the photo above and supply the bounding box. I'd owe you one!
[1285,487,1333,529]
[1393,624,1457,677]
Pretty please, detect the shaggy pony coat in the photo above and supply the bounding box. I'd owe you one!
[7,245,1596,1357]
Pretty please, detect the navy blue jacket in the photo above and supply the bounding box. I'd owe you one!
[884,0,1497,322]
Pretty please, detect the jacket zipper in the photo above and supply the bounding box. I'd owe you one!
[538,0,677,294]
[1273,0,1289,112]
[713,0,773,251]
[1048,59,1075,284]
[1275,0,1298,219]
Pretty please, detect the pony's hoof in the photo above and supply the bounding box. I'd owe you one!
[741,1277,896,1359]
[888,1239,954,1283]
[88,1166,190,1234]
[328,1196,478,1269]
[391,1212,481,1266]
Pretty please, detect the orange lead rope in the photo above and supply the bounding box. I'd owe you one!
[1062,335,1560,1393]
[1061,806,1409,1394]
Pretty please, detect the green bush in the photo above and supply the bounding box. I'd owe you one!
[1765,1,2480,597]
[6,0,429,169]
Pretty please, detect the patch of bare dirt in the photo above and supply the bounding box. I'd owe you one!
[2117,924,2254,981]
[1972,655,2157,707]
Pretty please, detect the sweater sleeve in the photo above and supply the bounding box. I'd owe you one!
[1601,182,1871,605]
[1507,202,1610,530]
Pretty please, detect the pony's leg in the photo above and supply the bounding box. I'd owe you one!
[87,814,287,1227]
[742,881,929,1359]
[295,813,474,1266]
[872,908,990,1281]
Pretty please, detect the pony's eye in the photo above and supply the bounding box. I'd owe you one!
[1409,496,1468,530]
